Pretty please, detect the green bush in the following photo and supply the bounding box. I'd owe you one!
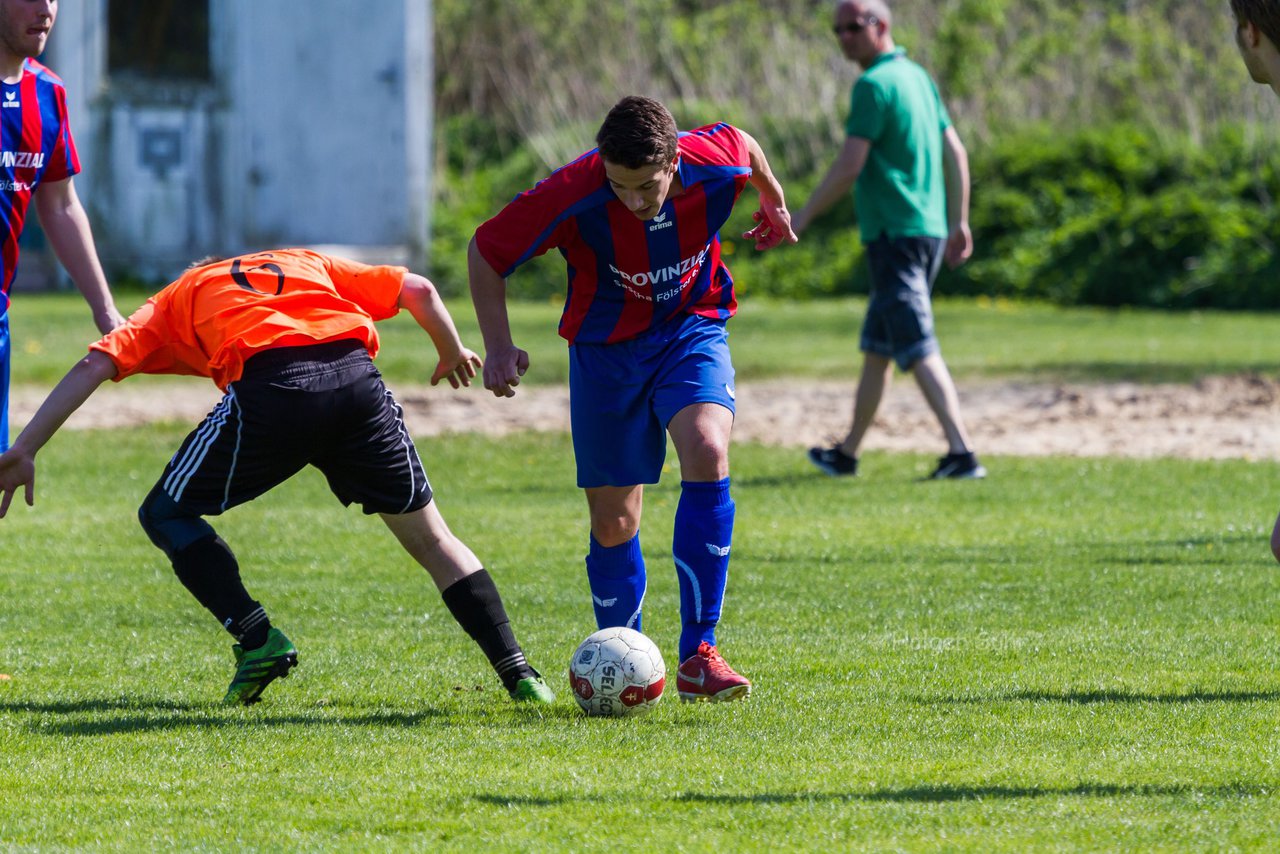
[430,123,1280,310]
[953,126,1280,308]
[428,0,1280,310]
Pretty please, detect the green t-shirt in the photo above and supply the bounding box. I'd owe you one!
[845,48,952,242]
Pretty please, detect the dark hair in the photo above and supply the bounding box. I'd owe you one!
[1234,0,1280,47]
[595,96,678,169]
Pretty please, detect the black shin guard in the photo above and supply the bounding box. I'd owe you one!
[170,535,270,648]
[440,569,532,691]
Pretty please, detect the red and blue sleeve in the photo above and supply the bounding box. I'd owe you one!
[474,154,610,279]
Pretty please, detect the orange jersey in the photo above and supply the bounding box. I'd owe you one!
[91,249,406,389]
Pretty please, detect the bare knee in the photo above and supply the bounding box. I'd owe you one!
[591,514,638,546]
[382,505,450,549]
[668,403,733,482]
[678,432,729,481]
[586,486,643,546]
[381,503,481,591]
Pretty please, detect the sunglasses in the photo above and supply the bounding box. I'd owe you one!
[832,17,876,36]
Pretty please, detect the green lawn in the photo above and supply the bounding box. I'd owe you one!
[9,291,1280,388]
[2,427,1278,849]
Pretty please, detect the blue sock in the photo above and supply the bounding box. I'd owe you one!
[674,478,734,662]
[585,533,646,630]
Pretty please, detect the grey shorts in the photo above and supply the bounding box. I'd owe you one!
[860,235,947,370]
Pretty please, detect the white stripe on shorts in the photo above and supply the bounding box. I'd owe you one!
[383,387,425,514]
[164,389,238,503]
[220,393,245,512]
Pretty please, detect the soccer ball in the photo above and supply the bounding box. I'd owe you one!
[569,626,666,717]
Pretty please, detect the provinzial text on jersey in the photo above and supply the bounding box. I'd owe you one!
[608,247,709,300]
[0,151,46,169]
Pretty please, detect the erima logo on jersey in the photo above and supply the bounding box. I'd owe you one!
[0,151,45,168]
[2,91,17,109]
[724,384,735,400]
[705,543,730,557]
[593,595,618,607]
[648,211,674,232]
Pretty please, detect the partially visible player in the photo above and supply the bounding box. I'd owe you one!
[469,95,796,702]
[0,249,554,706]
[0,0,125,451]
[1233,0,1280,97]
[1233,2,1280,560]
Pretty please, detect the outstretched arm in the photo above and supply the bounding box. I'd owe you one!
[467,236,528,398]
[0,350,118,516]
[397,273,482,389]
[740,130,798,251]
[790,136,870,236]
[35,178,126,334]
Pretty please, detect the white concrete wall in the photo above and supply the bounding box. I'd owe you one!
[40,0,432,283]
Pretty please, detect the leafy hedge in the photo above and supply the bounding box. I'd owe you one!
[429,123,1280,310]
[429,0,1280,309]
[951,126,1280,308]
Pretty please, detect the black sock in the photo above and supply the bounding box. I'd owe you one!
[440,569,534,692]
[170,535,271,648]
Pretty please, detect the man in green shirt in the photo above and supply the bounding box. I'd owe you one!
[793,0,984,480]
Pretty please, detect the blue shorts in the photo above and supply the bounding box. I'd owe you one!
[860,234,946,370]
[569,313,735,488]
[0,312,9,453]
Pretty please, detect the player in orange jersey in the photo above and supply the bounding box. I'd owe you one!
[0,249,554,705]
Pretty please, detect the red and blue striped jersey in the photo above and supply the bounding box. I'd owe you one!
[0,58,80,317]
[475,123,751,344]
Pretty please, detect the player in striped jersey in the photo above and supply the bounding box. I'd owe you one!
[0,0,124,452]
[469,96,796,702]
[1234,0,1280,97]
[0,249,554,706]
[1230,3,1280,561]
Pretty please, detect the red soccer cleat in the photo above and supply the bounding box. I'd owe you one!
[676,641,751,703]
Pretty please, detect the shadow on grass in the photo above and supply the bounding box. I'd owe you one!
[0,694,714,734]
[1144,535,1265,547]
[736,538,1273,579]
[922,688,1280,705]
[474,781,1271,808]
[474,794,573,807]
[675,781,1272,804]
[1108,556,1254,567]
[0,697,202,714]
[0,696,446,735]
[1094,534,1269,567]
[733,472,844,490]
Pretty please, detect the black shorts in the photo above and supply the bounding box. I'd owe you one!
[156,340,432,517]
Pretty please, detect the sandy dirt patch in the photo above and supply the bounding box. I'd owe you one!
[11,373,1280,461]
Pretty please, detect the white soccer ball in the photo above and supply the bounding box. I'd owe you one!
[568,626,666,717]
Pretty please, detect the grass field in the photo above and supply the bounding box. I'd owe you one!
[9,291,1280,387]
[3,294,1280,849]
[2,424,1279,850]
